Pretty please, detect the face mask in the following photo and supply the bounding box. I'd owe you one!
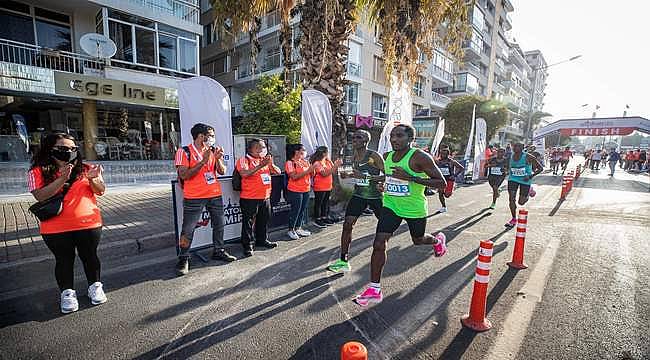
[51,149,77,163]
[204,136,216,148]
[260,148,268,157]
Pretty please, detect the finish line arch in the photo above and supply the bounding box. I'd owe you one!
[533,116,650,139]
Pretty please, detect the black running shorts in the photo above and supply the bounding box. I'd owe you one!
[375,206,427,238]
[344,196,382,219]
[488,175,506,188]
[507,180,530,200]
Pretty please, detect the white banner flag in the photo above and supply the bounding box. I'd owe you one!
[430,118,445,157]
[301,89,332,155]
[378,76,413,155]
[464,104,477,160]
[178,76,235,175]
[472,117,487,181]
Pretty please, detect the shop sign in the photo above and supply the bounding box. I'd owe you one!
[54,71,167,107]
[0,62,55,94]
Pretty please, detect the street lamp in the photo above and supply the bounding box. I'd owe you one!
[524,55,582,144]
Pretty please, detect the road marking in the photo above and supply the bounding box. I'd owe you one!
[458,201,476,208]
[485,229,562,360]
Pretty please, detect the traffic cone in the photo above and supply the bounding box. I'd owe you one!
[341,341,367,360]
[507,209,528,269]
[560,178,567,200]
[461,240,494,332]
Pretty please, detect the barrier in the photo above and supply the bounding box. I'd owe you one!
[461,240,494,332]
[560,176,568,200]
[507,209,528,269]
[575,164,581,179]
[341,341,368,360]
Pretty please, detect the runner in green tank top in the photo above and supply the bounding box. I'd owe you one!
[354,124,449,307]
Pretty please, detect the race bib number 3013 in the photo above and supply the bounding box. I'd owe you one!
[385,176,410,196]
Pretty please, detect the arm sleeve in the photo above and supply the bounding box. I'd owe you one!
[175,149,189,167]
[27,167,44,192]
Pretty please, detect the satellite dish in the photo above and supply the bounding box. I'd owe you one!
[80,33,117,59]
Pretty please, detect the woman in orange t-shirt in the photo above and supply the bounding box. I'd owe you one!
[310,146,342,228]
[27,133,106,314]
[285,144,316,240]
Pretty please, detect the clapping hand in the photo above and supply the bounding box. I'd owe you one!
[87,164,103,179]
[60,164,73,180]
[214,146,224,160]
[334,158,343,167]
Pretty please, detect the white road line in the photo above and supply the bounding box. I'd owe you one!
[485,229,562,360]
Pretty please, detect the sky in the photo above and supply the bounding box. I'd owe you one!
[510,0,649,121]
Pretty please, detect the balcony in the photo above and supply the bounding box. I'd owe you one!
[493,82,506,95]
[502,12,513,31]
[0,38,105,75]
[464,40,482,59]
[431,65,453,86]
[125,0,200,24]
[431,92,451,109]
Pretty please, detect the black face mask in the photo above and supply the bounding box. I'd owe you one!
[51,149,78,163]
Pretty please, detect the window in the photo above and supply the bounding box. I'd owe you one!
[372,93,388,120]
[453,73,479,94]
[159,34,177,69]
[110,21,133,62]
[135,28,155,65]
[347,41,362,77]
[413,76,424,97]
[0,10,34,44]
[179,38,197,73]
[203,23,219,46]
[343,83,359,115]
[263,46,280,71]
[0,4,71,50]
[373,56,386,83]
[472,6,484,32]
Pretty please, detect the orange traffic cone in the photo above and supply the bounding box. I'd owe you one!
[560,178,568,200]
[341,341,368,360]
[507,209,528,269]
[461,240,494,332]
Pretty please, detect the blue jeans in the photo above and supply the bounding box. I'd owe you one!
[179,196,225,258]
[286,190,309,230]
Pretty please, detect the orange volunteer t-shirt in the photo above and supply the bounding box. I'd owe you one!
[312,159,333,191]
[285,159,311,193]
[236,155,272,200]
[27,165,103,235]
[175,144,222,199]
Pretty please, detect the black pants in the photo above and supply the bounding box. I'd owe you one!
[42,227,102,291]
[314,191,331,219]
[240,198,271,251]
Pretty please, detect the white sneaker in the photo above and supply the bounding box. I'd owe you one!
[287,230,300,240]
[296,228,311,237]
[88,282,107,305]
[60,289,79,314]
[438,207,447,213]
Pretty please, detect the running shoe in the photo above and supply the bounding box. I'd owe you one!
[505,218,517,228]
[328,259,351,273]
[354,286,382,307]
[296,228,311,237]
[433,232,447,257]
[489,203,496,210]
[287,230,300,240]
[528,186,537,198]
[60,289,79,314]
[438,207,447,213]
[323,218,336,225]
[313,219,327,228]
[88,282,107,305]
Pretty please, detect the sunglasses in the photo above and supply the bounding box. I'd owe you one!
[53,146,78,152]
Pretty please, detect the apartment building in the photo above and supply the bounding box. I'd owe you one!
[0,0,201,192]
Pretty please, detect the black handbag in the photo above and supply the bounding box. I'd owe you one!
[28,184,71,221]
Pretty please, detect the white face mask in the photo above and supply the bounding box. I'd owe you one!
[259,147,268,157]
[204,136,216,148]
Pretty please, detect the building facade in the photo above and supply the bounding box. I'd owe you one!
[0,0,202,193]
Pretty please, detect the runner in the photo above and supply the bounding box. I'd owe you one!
[560,146,573,172]
[504,143,543,228]
[551,147,562,175]
[327,130,384,273]
[486,147,508,209]
[435,148,464,213]
[354,125,448,307]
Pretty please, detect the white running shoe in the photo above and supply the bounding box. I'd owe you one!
[88,282,107,305]
[60,289,79,314]
[287,230,300,240]
[438,207,448,213]
[295,228,311,237]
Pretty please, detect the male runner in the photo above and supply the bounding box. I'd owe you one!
[504,143,543,228]
[486,147,508,209]
[327,130,384,273]
[354,125,448,307]
[560,146,573,172]
[435,148,464,213]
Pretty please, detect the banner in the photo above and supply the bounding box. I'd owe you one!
[12,114,28,152]
[472,117,487,181]
[301,89,332,155]
[464,104,476,160]
[378,76,412,155]
[430,118,445,157]
[178,76,234,175]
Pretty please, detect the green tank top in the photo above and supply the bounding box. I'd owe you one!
[383,148,428,218]
[352,150,382,199]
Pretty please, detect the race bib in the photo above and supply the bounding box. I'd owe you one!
[439,167,451,176]
[385,176,410,196]
[355,176,370,187]
[260,173,271,185]
[490,167,503,176]
[510,167,527,177]
[204,171,216,184]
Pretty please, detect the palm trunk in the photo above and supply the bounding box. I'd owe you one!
[279,20,294,90]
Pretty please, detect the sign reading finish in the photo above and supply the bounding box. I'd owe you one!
[560,127,636,136]
[54,71,166,107]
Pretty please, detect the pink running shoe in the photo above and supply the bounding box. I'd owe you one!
[528,186,537,198]
[505,218,517,228]
[433,232,447,257]
[354,286,382,307]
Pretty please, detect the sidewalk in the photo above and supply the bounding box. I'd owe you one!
[0,184,175,264]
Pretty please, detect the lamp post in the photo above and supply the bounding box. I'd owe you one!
[524,55,582,144]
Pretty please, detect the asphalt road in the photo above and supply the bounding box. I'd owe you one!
[1,163,648,360]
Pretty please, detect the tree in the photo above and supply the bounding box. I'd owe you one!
[237,75,302,143]
[442,95,509,152]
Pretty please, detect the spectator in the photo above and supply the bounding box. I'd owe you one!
[27,133,107,314]
[174,123,236,277]
[310,146,342,228]
[285,144,316,240]
[236,138,281,257]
